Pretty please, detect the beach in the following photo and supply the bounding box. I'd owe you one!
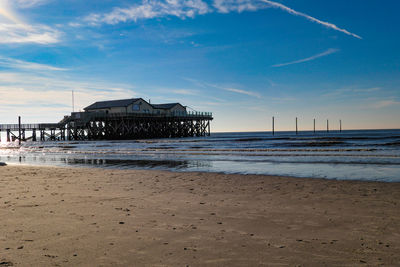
[0,165,399,266]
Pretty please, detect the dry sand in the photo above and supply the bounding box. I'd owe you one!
[0,165,399,266]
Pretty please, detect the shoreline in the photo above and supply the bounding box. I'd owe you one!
[3,160,400,184]
[0,165,399,266]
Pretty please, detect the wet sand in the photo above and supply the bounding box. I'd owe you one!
[0,165,399,266]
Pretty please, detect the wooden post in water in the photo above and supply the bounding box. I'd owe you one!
[295,117,298,135]
[32,129,37,142]
[272,116,275,136]
[18,116,21,145]
[327,119,329,133]
[313,119,316,134]
[340,120,342,133]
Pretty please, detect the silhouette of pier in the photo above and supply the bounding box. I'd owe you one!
[0,112,212,142]
[0,98,213,142]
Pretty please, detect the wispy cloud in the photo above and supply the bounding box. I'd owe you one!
[184,77,261,98]
[80,0,362,41]
[221,86,261,98]
[0,23,60,44]
[352,87,381,93]
[0,0,60,44]
[272,48,339,67]
[213,0,266,13]
[323,87,381,98]
[0,71,137,121]
[84,0,210,26]
[0,56,67,71]
[171,89,199,95]
[82,0,265,25]
[372,99,400,109]
[0,86,135,123]
[260,0,362,39]
[0,0,24,24]
[14,0,51,8]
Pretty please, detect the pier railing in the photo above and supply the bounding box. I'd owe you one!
[104,111,213,118]
[0,123,60,131]
[71,110,213,121]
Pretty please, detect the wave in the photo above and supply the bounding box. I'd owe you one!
[276,141,347,147]
[7,147,381,153]
[383,141,400,146]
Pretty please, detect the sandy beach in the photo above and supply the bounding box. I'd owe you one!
[0,165,399,266]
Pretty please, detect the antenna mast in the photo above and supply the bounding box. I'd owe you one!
[72,90,75,112]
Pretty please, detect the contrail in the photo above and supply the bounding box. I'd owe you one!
[261,0,362,39]
[272,48,339,67]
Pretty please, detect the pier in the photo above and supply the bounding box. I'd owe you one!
[0,98,213,142]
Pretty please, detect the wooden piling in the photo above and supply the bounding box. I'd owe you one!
[327,119,329,133]
[18,116,21,145]
[272,116,275,136]
[295,117,298,135]
[313,119,315,134]
[340,120,342,133]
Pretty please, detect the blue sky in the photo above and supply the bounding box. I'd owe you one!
[0,0,399,132]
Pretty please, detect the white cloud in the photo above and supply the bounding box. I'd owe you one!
[185,78,261,98]
[0,72,137,114]
[171,89,199,95]
[0,0,23,24]
[14,0,51,8]
[79,0,362,42]
[213,0,266,13]
[82,0,267,26]
[0,0,60,44]
[0,56,67,71]
[272,48,339,67]
[84,0,210,26]
[0,23,60,44]
[261,0,362,39]
[323,87,382,98]
[221,86,261,98]
[68,22,82,28]
[0,85,136,123]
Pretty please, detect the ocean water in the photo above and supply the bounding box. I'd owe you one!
[1,129,400,182]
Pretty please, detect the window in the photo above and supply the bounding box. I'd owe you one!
[132,104,140,111]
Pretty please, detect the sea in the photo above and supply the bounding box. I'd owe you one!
[1,129,400,182]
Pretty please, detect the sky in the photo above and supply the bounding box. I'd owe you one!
[0,0,399,132]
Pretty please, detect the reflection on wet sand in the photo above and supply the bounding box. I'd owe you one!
[4,154,212,170]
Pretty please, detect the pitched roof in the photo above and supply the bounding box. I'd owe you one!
[152,103,183,109]
[84,98,141,110]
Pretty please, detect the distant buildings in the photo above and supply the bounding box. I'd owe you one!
[84,98,187,116]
